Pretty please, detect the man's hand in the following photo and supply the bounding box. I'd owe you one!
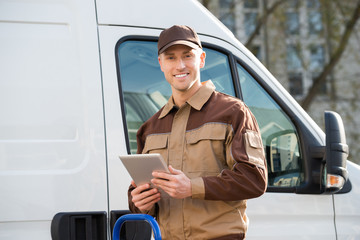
[130,181,160,213]
[151,165,192,199]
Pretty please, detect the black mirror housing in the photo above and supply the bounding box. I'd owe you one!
[324,111,349,193]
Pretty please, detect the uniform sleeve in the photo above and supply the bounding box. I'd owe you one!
[198,105,267,201]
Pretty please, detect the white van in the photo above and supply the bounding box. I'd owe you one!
[0,0,359,239]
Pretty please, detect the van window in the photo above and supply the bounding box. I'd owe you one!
[237,63,303,188]
[117,41,235,154]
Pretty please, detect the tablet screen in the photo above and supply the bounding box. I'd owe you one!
[119,153,169,186]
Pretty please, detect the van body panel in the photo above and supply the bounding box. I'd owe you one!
[0,0,108,238]
[334,162,360,239]
[1,0,359,239]
[0,0,71,23]
[97,26,153,211]
[0,221,50,240]
[246,193,335,239]
[95,0,235,43]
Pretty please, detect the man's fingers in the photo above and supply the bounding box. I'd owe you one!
[131,184,161,212]
[152,170,174,180]
[134,192,160,209]
[131,183,151,195]
[151,166,192,199]
[132,185,156,198]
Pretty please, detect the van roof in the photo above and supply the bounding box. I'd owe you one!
[96,0,243,50]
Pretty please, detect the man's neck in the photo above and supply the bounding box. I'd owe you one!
[172,82,202,107]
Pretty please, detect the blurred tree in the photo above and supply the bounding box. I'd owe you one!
[200,0,360,163]
[244,0,287,49]
[301,0,360,110]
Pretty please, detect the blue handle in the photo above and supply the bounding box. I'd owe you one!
[112,214,162,240]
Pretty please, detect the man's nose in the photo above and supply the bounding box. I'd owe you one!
[176,59,185,69]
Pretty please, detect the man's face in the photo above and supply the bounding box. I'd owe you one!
[158,44,205,93]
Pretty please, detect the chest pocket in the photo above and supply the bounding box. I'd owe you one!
[185,123,228,175]
[142,134,169,163]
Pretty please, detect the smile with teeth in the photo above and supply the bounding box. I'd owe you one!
[175,73,188,78]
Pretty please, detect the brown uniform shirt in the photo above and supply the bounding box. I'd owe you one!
[128,81,267,240]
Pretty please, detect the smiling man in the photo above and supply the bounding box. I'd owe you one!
[128,25,267,240]
[159,44,204,107]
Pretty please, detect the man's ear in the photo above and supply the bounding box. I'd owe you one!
[158,56,164,72]
[199,51,206,69]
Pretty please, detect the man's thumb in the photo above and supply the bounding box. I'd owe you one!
[169,165,181,175]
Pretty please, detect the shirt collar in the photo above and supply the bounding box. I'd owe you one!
[159,80,215,119]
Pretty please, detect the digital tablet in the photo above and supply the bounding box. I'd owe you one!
[119,153,170,186]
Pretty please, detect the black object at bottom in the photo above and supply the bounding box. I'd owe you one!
[110,210,152,240]
[51,211,107,240]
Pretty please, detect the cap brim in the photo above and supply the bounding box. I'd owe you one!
[158,40,200,55]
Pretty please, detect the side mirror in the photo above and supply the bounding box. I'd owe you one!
[324,111,349,193]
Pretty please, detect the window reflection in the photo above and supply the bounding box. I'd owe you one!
[310,45,324,71]
[219,0,236,32]
[243,0,259,37]
[286,45,302,71]
[308,11,323,34]
[286,12,300,35]
[238,63,303,187]
[288,72,303,96]
[244,0,258,9]
[245,12,258,36]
